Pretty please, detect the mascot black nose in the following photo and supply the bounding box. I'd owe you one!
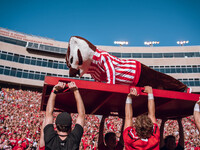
[69,68,80,77]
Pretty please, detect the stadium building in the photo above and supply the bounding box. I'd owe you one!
[0,27,199,93]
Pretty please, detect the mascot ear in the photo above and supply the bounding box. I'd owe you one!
[78,49,83,65]
[66,44,71,68]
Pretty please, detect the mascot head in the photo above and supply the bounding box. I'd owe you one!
[66,36,96,77]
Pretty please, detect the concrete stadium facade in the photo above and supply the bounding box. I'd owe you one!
[0,27,199,93]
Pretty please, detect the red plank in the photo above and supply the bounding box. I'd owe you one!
[41,76,200,119]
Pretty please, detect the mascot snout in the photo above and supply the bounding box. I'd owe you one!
[69,68,80,77]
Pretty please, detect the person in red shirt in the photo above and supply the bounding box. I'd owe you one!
[13,141,25,150]
[10,133,17,147]
[194,99,200,132]
[21,133,29,149]
[123,86,160,150]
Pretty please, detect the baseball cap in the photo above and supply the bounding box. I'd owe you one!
[55,112,72,127]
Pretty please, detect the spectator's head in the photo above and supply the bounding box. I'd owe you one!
[1,134,6,140]
[164,135,176,150]
[17,134,21,139]
[135,114,153,139]
[18,140,22,147]
[105,132,116,148]
[55,112,72,133]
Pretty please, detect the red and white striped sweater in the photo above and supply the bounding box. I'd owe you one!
[87,49,141,85]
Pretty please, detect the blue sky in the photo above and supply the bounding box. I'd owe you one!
[0,0,200,46]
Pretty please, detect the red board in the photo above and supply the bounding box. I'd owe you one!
[41,76,200,119]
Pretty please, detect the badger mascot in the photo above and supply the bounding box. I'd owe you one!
[66,36,191,93]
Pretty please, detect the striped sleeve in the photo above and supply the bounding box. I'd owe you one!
[101,55,115,84]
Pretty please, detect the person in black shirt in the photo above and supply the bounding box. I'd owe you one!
[43,81,85,150]
[160,118,184,150]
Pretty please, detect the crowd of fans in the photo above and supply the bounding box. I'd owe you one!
[0,87,200,149]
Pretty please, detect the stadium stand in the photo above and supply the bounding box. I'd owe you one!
[0,27,200,149]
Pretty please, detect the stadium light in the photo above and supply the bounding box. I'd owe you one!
[144,41,160,47]
[114,41,129,46]
[177,40,189,46]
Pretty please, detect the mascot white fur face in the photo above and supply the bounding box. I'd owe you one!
[66,36,96,77]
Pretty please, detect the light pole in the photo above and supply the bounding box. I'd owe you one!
[144,41,160,47]
[177,41,189,46]
[114,41,129,46]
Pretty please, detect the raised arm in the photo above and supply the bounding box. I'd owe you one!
[98,116,106,148]
[45,82,66,126]
[119,118,125,146]
[194,100,200,132]
[68,82,85,127]
[39,118,45,149]
[177,118,184,147]
[144,86,156,123]
[160,119,167,148]
[124,87,139,130]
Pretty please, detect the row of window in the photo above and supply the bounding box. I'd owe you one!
[0,50,68,70]
[110,51,200,58]
[27,42,67,54]
[0,65,92,81]
[0,65,199,87]
[1,50,200,74]
[0,35,27,47]
[1,35,200,58]
[149,66,200,74]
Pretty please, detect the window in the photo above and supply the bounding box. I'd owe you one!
[132,53,142,58]
[185,52,195,57]
[40,72,46,80]
[171,68,176,73]
[58,62,64,69]
[33,43,38,49]
[164,53,173,58]
[143,53,152,58]
[122,53,131,58]
[48,60,53,68]
[192,65,198,73]
[4,67,10,75]
[174,53,184,57]
[160,68,165,73]
[0,52,7,60]
[16,69,22,78]
[31,57,36,65]
[19,55,25,63]
[36,58,42,66]
[39,44,45,50]
[22,70,28,78]
[0,65,4,74]
[25,56,31,64]
[153,53,162,58]
[28,71,34,79]
[42,59,48,67]
[53,61,58,69]
[112,53,121,58]
[13,54,19,62]
[195,52,200,57]
[186,67,192,73]
[28,42,34,47]
[181,67,187,73]
[7,53,13,61]
[10,68,16,76]
[34,72,40,80]
[47,73,52,76]
[64,64,68,70]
